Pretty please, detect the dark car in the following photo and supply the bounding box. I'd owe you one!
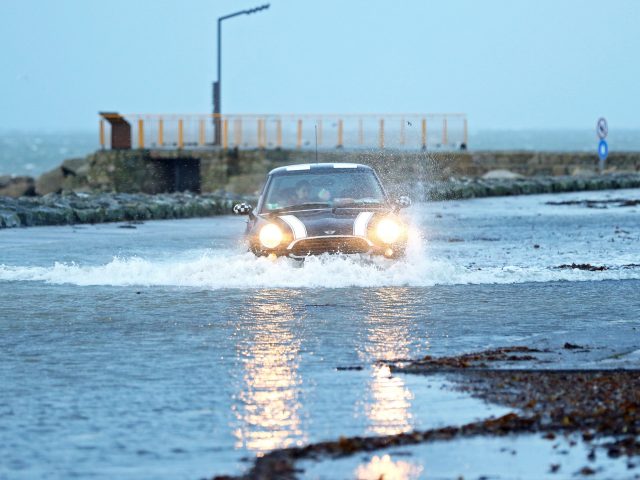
[233,163,412,259]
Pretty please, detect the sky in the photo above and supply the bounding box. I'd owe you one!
[1,0,639,131]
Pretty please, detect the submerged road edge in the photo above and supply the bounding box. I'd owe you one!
[211,345,640,480]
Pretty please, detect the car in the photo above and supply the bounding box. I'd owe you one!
[233,163,412,259]
[233,163,411,259]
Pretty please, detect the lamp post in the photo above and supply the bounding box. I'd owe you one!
[213,3,270,146]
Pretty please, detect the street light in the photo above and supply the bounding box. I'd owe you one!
[213,3,270,145]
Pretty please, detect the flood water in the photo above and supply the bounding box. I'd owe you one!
[1,189,639,479]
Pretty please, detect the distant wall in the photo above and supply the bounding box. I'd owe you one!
[75,149,640,196]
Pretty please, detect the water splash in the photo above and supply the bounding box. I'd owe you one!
[1,242,638,289]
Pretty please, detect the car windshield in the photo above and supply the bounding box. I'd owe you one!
[262,170,386,212]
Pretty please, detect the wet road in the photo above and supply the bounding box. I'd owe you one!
[1,189,639,479]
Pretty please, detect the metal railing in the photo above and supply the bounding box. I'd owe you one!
[99,113,468,150]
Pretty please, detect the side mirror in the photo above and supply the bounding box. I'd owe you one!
[394,196,412,209]
[233,203,253,215]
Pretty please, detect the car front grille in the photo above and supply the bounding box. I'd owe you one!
[289,236,371,256]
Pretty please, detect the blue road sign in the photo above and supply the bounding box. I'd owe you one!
[598,139,608,160]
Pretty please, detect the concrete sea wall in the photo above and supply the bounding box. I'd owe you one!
[72,149,640,196]
[3,149,640,198]
[184,149,638,194]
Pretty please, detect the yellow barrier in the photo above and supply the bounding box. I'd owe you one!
[223,119,229,149]
[199,119,205,146]
[100,113,468,150]
[276,119,282,147]
[234,118,242,147]
[99,119,105,149]
[463,118,468,146]
[257,118,265,148]
[442,118,448,145]
[138,119,144,149]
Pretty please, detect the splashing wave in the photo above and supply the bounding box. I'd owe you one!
[1,248,639,289]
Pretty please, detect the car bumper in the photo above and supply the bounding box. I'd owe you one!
[251,235,405,259]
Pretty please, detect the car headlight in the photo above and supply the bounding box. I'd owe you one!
[376,218,401,244]
[259,223,283,249]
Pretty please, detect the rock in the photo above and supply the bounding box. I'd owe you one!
[74,208,104,224]
[482,169,524,180]
[571,167,596,177]
[61,157,90,176]
[36,167,66,195]
[0,210,21,227]
[424,173,640,201]
[35,205,75,226]
[60,158,92,192]
[35,159,92,196]
[0,175,36,197]
[0,192,254,229]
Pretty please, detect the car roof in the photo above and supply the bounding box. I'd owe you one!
[268,163,374,176]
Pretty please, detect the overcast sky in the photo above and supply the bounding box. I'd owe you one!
[1,0,638,131]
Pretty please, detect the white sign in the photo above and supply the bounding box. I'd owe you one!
[597,117,608,139]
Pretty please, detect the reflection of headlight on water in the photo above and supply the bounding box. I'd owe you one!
[376,218,401,244]
[259,224,283,248]
[355,454,423,480]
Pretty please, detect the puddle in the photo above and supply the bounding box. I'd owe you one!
[298,433,638,479]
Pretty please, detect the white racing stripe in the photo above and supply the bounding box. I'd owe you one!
[333,163,358,168]
[353,212,374,236]
[279,215,307,240]
[285,164,311,171]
